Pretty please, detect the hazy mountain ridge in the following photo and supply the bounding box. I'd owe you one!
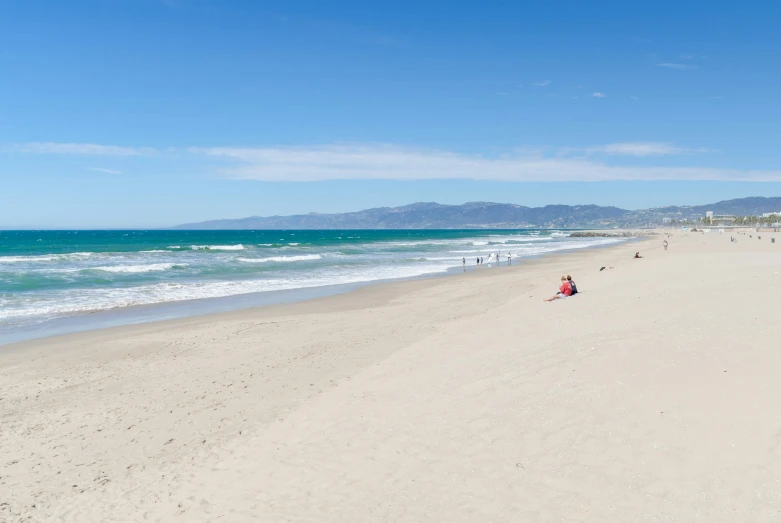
[174,197,781,230]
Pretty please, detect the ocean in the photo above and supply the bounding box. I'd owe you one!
[0,229,626,342]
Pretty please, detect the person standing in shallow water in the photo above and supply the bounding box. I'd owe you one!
[463,258,466,272]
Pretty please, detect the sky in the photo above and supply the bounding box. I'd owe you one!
[2,0,781,228]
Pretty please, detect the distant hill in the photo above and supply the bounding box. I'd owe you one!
[173,197,781,230]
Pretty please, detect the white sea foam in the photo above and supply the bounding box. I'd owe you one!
[91,263,186,273]
[0,263,449,322]
[472,241,489,246]
[190,244,245,251]
[0,252,95,263]
[237,254,322,263]
[288,242,300,246]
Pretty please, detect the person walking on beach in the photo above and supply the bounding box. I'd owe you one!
[476,257,480,267]
[663,239,668,251]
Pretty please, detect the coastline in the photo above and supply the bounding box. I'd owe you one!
[0,232,639,346]
[6,230,781,521]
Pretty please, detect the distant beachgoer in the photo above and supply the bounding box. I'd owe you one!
[481,256,484,265]
[634,252,643,259]
[599,266,614,271]
[544,276,572,302]
[463,258,466,271]
[476,257,480,267]
[507,255,511,265]
[567,275,578,295]
[663,240,668,251]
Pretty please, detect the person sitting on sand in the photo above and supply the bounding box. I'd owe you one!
[544,276,572,302]
[567,275,578,295]
[634,252,643,259]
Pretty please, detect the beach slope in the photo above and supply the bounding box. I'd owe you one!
[2,231,781,522]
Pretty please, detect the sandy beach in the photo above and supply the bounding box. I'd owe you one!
[2,229,781,522]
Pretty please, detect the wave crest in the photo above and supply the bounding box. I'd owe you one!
[190,244,245,251]
[92,263,187,273]
[237,254,322,263]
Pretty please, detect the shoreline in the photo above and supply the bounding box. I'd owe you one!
[0,234,639,347]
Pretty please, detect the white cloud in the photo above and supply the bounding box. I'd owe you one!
[657,63,697,70]
[532,80,551,87]
[592,92,606,98]
[191,143,781,182]
[5,140,776,183]
[559,142,708,157]
[591,142,690,157]
[4,142,154,156]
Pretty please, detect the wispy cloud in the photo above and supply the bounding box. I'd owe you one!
[562,142,709,157]
[657,62,697,70]
[191,143,778,182]
[4,142,155,156]
[680,53,708,60]
[532,80,551,87]
[592,92,606,98]
[7,141,775,182]
[89,167,123,175]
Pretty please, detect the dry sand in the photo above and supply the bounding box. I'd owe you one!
[2,230,781,522]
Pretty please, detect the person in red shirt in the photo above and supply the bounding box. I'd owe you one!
[544,276,572,301]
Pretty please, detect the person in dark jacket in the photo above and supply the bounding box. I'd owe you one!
[567,275,578,295]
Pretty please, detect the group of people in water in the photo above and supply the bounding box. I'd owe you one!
[461,251,513,271]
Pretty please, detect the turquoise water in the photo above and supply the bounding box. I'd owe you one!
[0,229,625,331]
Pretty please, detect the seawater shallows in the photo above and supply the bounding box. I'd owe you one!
[0,229,625,336]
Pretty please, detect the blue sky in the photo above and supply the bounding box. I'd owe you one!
[2,0,781,227]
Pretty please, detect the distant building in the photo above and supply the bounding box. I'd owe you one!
[662,217,672,224]
[705,211,714,218]
[711,214,736,225]
[762,212,781,218]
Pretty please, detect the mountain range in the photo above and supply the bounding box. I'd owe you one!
[174,197,781,230]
